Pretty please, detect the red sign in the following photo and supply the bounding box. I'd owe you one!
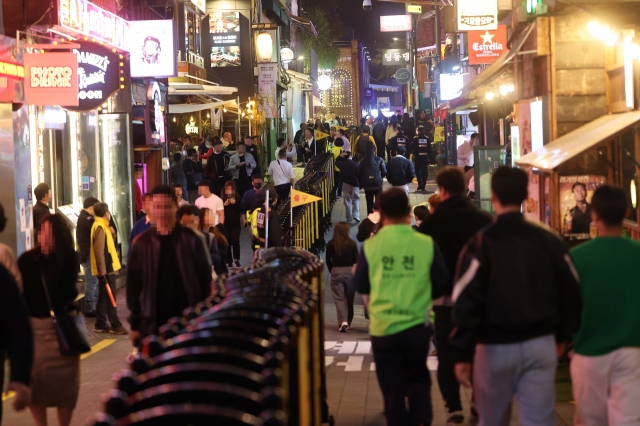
[380,15,412,33]
[468,25,507,65]
[24,52,79,106]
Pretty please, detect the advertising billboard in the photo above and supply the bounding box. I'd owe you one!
[559,175,606,239]
[24,52,79,106]
[457,0,498,31]
[380,15,412,32]
[130,20,177,78]
[468,25,507,65]
[210,12,241,67]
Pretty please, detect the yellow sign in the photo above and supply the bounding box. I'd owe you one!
[407,4,422,14]
[314,130,329,140]
[434,126,445,142]
[291,189,322,207]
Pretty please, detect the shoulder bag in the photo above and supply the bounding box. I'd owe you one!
[41,272,91,356]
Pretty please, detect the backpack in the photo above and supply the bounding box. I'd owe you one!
[357,135,369,157]
[360,160,382,190]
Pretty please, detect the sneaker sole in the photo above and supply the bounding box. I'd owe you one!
[94,329,110,333]
[109,330,128,335]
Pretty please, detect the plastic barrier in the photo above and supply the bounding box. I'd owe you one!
[90,247,333,426]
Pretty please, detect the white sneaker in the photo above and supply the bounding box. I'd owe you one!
[339,322,348,332]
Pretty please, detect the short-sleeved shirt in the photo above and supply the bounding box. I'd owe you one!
[195,194,225,225]
[571,236,640,355]
[268,159,294,187]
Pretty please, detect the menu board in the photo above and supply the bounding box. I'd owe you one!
[210,12,241,67]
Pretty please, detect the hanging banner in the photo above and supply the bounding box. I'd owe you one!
[382,49,410,66]
[64,41,120,112]
[291,189,322,207]
[468,24,507,64]
[258,63,277,119]
[457,0,498,31]
[24,52,79,106]
[130,20,177,78]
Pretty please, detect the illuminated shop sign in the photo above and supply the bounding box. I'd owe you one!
[24,52,79,106]
[64,41,120,111]
[439,73,464,101]
[380,15,412,32]
[57,0,130,52]
[382,49,410,66]
[0,62,24,78]
[468,25,507,65]
[210,12,241,67]
[457,0,498,31]
[130,20,177,78]
[0,35,25,103]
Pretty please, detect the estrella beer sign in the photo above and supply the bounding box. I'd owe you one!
[468,25,507,65]
[24,52,79,106]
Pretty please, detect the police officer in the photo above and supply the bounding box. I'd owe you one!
[412,125,431,192]
[387,125,410,158]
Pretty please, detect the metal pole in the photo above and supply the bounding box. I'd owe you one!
[265,190,270,249]
[237,96,241,141]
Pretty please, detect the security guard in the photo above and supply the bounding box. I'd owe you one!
[411,125,431,192]
[387,125,410,158]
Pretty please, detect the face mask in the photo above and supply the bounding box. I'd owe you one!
[254,183,263,190]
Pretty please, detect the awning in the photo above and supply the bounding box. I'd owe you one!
[291,15,317,37]
[464,22,536,99]
[168,82,238,96]
[169,100,236,114]
[516,111,640,172]
[286,69,312,84]
[370,84,399,93]
[449,97,479,114]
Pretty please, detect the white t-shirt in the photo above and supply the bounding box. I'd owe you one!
[274,144,296,160]
[195,194,225,225]
[268,159,294,186]
[457,141,474,167]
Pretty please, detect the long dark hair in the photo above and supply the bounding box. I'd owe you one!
[222,180,240,204]
[330,222,357,257]
[389,115,397,129]
[198,208,228,247]
[39,214,76,266]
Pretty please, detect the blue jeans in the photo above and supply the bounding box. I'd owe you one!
[473,334,557,426]
[82,260,98,312]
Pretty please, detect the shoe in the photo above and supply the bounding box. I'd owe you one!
[446,411,464,425]
[110,326,128,335]
[470,407,479,423]
[234,260,241,268]
[94,326,110,333]
[354,218,361,222]
[84,310,96,318]
[339,322,348,332]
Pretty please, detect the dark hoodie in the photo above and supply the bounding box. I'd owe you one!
[357,142,386,191]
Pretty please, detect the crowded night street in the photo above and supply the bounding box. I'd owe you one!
[2,0,640,426]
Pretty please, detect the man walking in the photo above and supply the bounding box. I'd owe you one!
[170,152,188,200]
[419,166,492,425]
[386,147,414,196]
[570,185,640,425]
[451,167,581,426]
[228,142,257,197]
[183,148,204,203]
[354,188,448,426]
[91,202,127,334]
[358,142,386,215]
[127,185,213,344]
[372,116,386,160]
[336,151,360,223]
[32,183,51,240]
[411,125,431,193]
[195,180,225,225]
[76,197,99,316]
[387,125,410,159]
[205,139,230,196]
[268,148,294,207]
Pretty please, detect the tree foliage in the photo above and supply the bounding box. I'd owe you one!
[301,0,345,38]
[302,8,340,70]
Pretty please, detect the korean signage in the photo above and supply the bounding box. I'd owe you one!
[0,35,24,103]
[457,0,498,31]
[280,48,294,64]
[439,73,463,101]
[380,15,412,33]
[210,12,241,67]
[382,49,410,66]
[57,0,130,52]
[468,25,507,65]
[130,20,177,78]
[258,63,277,119]
[65,42,120,111]
[24,52,78,106]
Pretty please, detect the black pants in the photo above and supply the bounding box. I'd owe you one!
[415,157,429,189]
[95,274,122,329]
[234,177,250,198]
[332,170,342,197]
[433,305,463,413]
[275,183,291,206]
[226,224,241,264]
[372,324,433,426]
[365,189,380,215]
[211,177,228,197]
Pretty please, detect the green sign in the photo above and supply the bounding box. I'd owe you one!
[394,68,411,85]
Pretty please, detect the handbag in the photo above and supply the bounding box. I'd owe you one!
[41,272,91,356]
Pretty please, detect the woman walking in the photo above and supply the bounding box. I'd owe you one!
[19,214,80,426]
[199,208,229,275]
[222,181,242,267]
[326,222,359,332]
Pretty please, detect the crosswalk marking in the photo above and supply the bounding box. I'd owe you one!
[336,356,364,372]
[355,341,371,354]
[325,356,335,367]
[338,341,357,354]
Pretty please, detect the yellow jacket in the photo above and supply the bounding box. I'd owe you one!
[332,146,344,171]
[90,216,121,275]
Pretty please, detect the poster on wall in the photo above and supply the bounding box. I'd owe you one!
[559,175,606,239]
[258,63,277,119]
[13,105,32,255]
[210,12,241,67]
[523,170,540,222]
[518,100,532,156]
[129,20,177,78]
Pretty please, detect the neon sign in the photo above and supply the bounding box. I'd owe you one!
[0,61,24,78]
[58,0,130,52]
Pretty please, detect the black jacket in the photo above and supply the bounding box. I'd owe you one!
[32,202,50,238]
[126,225,213,337]
[419,196,492,297]
[0,266,33,389]
[76,210,95,263]
[451,212,582,362]
[386,155,415,186]
[336,156,360,187]
[372,122,386,152]
[357,143,386,191]
[183,158,205,191]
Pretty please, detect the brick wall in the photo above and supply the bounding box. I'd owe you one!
[416,10,445,49]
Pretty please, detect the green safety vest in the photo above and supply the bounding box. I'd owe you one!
[363,224,434,337]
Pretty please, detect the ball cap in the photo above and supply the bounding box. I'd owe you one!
[417,125,425,132]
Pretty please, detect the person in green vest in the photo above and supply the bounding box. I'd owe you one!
[570,185,640,425]
[353,187,448,426]
[91,202,127,334]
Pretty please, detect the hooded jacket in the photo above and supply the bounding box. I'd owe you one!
[357,142,386,191]
[356,212,380,242]
[386,155,415,186]
[336,156,359,187]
